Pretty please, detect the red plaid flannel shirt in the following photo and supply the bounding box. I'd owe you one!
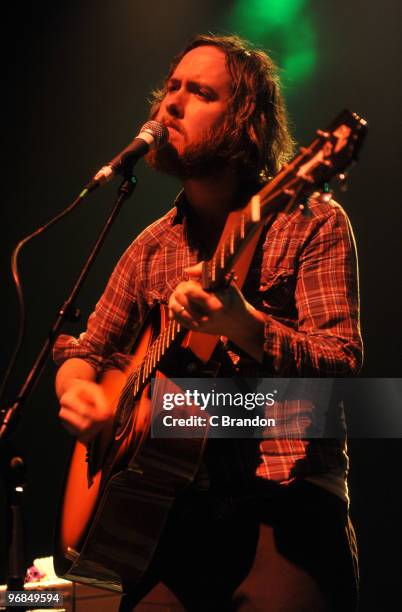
[54,191,363,487]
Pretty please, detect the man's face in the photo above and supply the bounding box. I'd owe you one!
[148,45,233,178]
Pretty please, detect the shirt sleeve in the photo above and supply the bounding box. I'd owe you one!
[53,242,140,375]
[263,203,363,376]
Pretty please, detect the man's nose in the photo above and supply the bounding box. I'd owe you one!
[166,91,185,119]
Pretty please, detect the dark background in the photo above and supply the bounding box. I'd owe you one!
[1,1,401,610]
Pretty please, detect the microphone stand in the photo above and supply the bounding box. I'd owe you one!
[0,174,138,608]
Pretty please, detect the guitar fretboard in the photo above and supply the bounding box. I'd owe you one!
[116,318,185,417]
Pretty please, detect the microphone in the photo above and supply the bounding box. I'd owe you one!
[86,120,168,191]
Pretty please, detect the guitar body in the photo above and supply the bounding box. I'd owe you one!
[54,304,207,592]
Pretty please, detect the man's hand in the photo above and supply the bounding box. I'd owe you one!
[168,263,265,362]
[58,379,113,444]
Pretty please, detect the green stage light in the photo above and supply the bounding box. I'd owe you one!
[284,48,315,82]
[281,17,316,82]
[229,0,305,35]
[225,0,317,85]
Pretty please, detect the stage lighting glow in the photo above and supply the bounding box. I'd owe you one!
[226,0,316,84]
[229,0,305,35]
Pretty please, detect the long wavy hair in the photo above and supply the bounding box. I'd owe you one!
[149,34,295,183]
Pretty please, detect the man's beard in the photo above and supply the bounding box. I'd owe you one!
[146,124,231,180]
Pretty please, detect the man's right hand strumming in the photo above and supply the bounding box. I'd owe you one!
[56,358,113,444]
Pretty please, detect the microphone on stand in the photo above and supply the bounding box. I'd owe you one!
[86,120,168,191]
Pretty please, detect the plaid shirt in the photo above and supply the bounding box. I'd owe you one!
[54,191,362,493]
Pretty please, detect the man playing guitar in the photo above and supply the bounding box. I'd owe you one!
[54,35,362,611]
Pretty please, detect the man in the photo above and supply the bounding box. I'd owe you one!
[54,35,362,611]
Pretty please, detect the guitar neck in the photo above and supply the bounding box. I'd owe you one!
[201,136,331,292]
[128,319,186,397]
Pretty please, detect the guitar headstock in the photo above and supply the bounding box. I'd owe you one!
[295,109,367,191]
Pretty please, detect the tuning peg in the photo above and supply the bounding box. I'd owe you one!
[337,172,349,191]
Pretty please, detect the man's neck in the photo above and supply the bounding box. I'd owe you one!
[183,167,239,226]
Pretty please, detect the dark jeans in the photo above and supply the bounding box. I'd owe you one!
[119,479,359,611]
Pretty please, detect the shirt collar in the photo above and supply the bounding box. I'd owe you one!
[172,189,190,224]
